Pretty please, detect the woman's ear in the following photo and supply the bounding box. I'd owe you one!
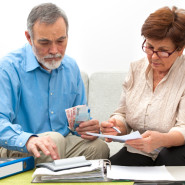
[178,46,185,56]
[25,31,32,46]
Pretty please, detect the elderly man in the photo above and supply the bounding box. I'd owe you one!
[0,3,109,163]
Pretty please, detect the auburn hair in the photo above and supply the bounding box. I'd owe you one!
[141,6,185,50]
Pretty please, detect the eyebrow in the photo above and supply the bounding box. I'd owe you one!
[38,36,67,42]
[57,36,67,40]
[146,43,172,51]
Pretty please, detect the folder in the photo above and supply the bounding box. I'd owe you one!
[0,156,34,179]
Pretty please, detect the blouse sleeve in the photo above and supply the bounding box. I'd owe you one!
[170,90,185,139]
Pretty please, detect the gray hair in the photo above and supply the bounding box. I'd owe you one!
[27,3,69,39]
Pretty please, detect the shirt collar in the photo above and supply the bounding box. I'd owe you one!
[25,43,40,72]
[145,56,183,82]
[25,43,64,72]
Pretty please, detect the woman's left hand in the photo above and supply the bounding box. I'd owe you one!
[125,130,163,153]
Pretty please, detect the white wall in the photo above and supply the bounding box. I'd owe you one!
[0,0,184,74]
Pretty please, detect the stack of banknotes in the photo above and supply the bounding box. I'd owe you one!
[65,105,90,131]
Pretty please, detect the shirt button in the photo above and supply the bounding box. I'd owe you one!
[21,149,23,152]
[51,111,54,114]
[5,141,7,144]
[50,92,53,96]
[19,142,22,146]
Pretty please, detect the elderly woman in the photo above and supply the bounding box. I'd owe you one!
[101,6,185,166]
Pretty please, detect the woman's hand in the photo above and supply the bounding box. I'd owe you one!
[100,118,126,142]
[125,130,163,153]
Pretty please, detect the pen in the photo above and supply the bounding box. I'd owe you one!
[112,126,121,133]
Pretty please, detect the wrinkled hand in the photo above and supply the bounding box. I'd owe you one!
[125,130,163,153]
[75,119,100,140]
[100,118,123,142]
[26,136,60,160]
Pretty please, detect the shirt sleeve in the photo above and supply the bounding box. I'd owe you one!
[0,68,34,153]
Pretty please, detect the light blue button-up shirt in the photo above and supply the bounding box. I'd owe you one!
[0,43,87,153]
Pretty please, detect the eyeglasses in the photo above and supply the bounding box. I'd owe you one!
[142,40,177,58]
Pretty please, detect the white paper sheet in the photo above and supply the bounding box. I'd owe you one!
[107,165,175,181]
[86,131,142,142]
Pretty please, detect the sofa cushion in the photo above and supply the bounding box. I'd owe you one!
[88,71,127,123]
[80,71,89,102]
[88,71,127,156]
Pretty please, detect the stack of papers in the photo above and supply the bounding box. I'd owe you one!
[32,159,107,183]
[107,165,176,181]
[32,155,185,183]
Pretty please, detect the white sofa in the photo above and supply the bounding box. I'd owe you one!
[81,71,127,157]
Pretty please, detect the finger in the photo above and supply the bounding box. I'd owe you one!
[105,138,113,142]
[43,137,60,160]
[80,134,98,140]
[142,130,151,138]
[79,119,99,128]
[101,121,113,128]
[36,141,51,156]
[100,127,118,136]
[28,144,41,158]
[108,118,116,125]
[77,124,100,133]
[126,139,144,148]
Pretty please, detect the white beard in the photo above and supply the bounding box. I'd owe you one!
[39,55,62,70]
[32,44,63,70]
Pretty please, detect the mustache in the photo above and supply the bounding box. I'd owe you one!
[44,54,62,59]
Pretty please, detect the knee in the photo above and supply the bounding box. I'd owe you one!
[155,146,185,166]
[40,131,65,146]
[47,132,65,145]
[86,139,110,159]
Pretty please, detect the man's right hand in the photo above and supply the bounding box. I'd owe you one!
[26,136,60,160]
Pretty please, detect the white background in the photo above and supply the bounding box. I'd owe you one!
[0,0,184,75]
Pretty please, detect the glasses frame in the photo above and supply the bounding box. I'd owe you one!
[142,40,177,58]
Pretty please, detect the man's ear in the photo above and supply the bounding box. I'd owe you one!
[25,31,32,46]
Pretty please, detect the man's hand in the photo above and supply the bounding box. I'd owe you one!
[75,119,100,140]
[26,136,60,160]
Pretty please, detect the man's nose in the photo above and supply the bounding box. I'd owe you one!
[49,43,58,54]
